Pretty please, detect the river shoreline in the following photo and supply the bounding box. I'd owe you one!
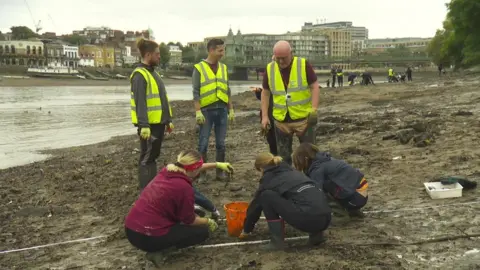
[0,77,263,87]
[2,74,480,269]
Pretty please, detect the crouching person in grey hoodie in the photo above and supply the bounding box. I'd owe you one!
[292,143,368,217]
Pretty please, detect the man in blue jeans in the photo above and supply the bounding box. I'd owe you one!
[192,38,235,182]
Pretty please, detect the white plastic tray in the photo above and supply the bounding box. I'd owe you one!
[424,182,463,199]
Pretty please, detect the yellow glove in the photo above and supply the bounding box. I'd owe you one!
[307,108,318,126]
[216,162,234,173]
[228,109,235,122]
[239,232,250,240]
[196,110,205,125]
[140,127,151,140]
[207,218,218,232]
[166,122,174,133]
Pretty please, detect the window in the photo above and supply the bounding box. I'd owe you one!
[27,46,31,54]
[5,46,9,53]
[38,47,42,55]
[32,46,37,55]
[11,45,15,54]
[0,46,3,55]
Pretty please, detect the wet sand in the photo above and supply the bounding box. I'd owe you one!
[1,74,480,269]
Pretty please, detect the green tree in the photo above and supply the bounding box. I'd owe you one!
[10,26,38,40]
[430,0,480,67]
[61,34,89,45]
[181,46,195,63]
[159,42,171,69]
[194,45,208,62]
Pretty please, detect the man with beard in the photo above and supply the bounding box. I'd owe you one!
[130,38,174,190]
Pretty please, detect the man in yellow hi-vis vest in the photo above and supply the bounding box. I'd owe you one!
[193,38,235,182]
[260,41,320,165]
[130,39,173,190]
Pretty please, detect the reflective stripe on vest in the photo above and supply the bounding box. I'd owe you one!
[337,72,343,76]
[194,61,229,108]
[267,57,311,121]
[129,68,172,124]
[388,69,394,76]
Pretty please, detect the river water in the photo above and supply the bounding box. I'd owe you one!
[0,83,258,169]
[0,77,386,169]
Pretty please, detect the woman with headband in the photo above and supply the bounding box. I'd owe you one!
[124,150,234,265]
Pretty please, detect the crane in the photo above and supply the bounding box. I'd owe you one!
[24,0,42,33]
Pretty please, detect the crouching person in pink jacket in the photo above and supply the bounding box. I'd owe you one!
[124,150,234,266]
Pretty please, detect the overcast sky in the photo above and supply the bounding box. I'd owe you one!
[0,0,448,44]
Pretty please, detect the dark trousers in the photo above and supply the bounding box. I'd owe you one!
[337,193,368,211]
[337,76,343,87]
[193,186,216,212]
[259,190,331,233]
[331,75,336,87]
[125,225,209,252]
[138,124,166,189]
[407,74,412,81]
[260,111,278,155]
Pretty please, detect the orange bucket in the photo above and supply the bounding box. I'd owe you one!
[223,201,249,237]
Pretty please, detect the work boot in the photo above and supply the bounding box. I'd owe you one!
[145,247,175,267]
[262,220,287,251]
[194,205,207,217]
[308,231,326,246]
[138,163,157,190]
[197,153,208,183]
[215,151,228,181]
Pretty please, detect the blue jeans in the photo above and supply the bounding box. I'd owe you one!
[198,108,227,156]
[193,186,216,212]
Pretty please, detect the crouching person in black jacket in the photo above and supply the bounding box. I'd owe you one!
[239,152,332,250]
[292,143,369,217]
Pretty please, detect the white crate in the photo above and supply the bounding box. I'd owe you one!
[424,182,463,199]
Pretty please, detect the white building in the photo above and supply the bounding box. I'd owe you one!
[124,56,137,65]
[79,58,95,67]
[168,45,182,65]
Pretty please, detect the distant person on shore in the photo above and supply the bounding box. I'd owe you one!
[347,73,357,86]
[292,143,369,218]
[336,68,344,87]
[361,72,375,85]
[260,40,320,165]
[192,38,235,182]
[125,150,234,266]
[239,152,332,250]
[406,66,413,81]
[438,64,444,76]
[251,86,277,155]
[330,66,337,88]
[130,38,174,190]
[388,68,395,82]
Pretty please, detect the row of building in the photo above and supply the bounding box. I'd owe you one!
[0,26,184,68]
[187,21,431,65]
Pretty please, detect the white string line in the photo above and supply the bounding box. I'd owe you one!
[0,236,107,254]
[2,200,479,255]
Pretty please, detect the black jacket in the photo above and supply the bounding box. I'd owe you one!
[307,152,364,199]
[243,162,330,233]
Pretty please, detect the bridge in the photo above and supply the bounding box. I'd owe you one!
[227,56,433,79]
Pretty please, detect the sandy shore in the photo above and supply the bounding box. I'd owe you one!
[1,75,480,269]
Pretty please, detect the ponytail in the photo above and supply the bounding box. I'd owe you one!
[254,152,283,171]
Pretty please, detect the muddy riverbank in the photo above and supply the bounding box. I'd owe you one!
[1,74,480,269]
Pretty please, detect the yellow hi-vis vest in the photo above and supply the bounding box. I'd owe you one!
[129,68,172,125]
[337,71,343,77]
[194,61,229,108]
[388,68,394,76]
[267,57,311,121]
